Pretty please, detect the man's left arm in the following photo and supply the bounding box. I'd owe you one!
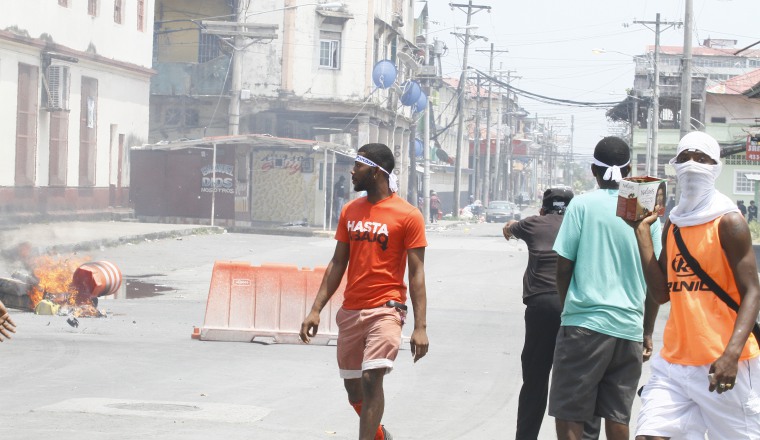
[407,247,428,363]
[712,212,760,392]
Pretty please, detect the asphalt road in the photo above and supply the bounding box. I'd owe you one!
[0,218,663,439]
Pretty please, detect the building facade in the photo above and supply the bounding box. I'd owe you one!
[0,0,154,215]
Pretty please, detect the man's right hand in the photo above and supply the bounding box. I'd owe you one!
[299,311,321,344]
[502,220,518,241]
[0,300,16,342]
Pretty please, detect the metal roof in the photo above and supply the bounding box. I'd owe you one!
[133,134,353,155]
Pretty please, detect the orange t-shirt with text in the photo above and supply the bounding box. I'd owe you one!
[335,194,427,310]
[662,217,759,365]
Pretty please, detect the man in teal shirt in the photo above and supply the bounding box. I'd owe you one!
[549,137,661,440]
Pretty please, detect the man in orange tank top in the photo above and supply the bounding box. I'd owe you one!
[300,143,429,440]
[629,131,760,439]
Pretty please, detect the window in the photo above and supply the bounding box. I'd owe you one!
[114,0,123,24]
[79,77,98,186]
[58,0,69,6]
[711,116,727,123]
[136,0,145,31]
[16,64,39,186]
[45,65,71,110]
[319,31,341,69]
[49,110,69,186]
[735,170,754,194]
[88,0,97,16]
[198,32,221,63]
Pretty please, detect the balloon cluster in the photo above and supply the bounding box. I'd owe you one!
[372,60,427,114]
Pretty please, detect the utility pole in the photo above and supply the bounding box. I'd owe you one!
[499,70,519,201]
[473,72,482,201]
[451,0,490,217]
[422,10,431,224]
[680,0,693,139]
[634,14,681,177]
[201,12,278,136]
[229,0,244,135]
[476,43,508,205]
[569,114,574,189]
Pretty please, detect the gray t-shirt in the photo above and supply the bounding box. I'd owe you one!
[508,213,564,302]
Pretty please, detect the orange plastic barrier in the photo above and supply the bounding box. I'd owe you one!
[196,261,346,344]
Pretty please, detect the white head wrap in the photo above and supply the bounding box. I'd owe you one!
[591,158,630,182]
[668,131,738,227]
[355,155,398,192]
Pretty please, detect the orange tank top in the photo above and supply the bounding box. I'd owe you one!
[662,217,759,365]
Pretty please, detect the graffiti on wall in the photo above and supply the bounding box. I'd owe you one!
[259,152,305,174]
[201,163,235,194]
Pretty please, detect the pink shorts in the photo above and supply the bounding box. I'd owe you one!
[336,306,405,379]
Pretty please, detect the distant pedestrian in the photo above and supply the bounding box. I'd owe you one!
[0,299,16,342]
[503,187,601,440]
[300,143,429,440]
[550,136,661,440]
[628,131,760,439]
[429,190,441,223]
[333,175,347,224]
[737,200,747,218]
[749,200,757,222]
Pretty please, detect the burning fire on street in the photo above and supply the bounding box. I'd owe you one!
[0,246,122,321]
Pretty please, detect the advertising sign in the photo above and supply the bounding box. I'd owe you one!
[747,134,760,161]
[201,164,235,194]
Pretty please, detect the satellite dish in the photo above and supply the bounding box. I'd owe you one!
[415,138,423,158]
[371,60,397,89]
[413,91,427,113]
[400,80,422,106]
[435,146,453,164]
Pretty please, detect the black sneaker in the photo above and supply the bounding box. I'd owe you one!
[381,426,393,440]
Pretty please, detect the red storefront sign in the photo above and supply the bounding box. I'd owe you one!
[747,135,760,161]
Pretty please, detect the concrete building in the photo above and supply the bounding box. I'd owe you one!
[0,0,154,214]
[150,0,422,212]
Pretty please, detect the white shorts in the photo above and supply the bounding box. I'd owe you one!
[636,354,760,439]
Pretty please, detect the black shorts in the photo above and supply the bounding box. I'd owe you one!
[548,326,642,425]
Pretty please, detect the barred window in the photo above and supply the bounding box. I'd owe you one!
[734,169,755,194]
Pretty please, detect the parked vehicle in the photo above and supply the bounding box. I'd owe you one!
[485,200,521,223]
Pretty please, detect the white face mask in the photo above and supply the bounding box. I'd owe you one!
[671,159,721,213]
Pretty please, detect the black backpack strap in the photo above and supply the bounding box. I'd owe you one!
[671,225,760,347]
[672,226,740,310]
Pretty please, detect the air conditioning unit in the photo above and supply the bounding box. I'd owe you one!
[44,65,70,111]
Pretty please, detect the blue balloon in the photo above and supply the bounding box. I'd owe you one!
[415,139,423,158]
[413,91,427,113]
[371,60,397,89]
[400,80,421,106]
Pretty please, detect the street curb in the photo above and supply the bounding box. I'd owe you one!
[1,226,225,258]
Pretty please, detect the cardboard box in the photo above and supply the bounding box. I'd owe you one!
[616,176,667,221]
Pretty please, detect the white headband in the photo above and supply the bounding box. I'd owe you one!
[592,158,630,182]
[355,155,398,192]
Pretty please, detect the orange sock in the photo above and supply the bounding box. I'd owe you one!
[348,401,385,440]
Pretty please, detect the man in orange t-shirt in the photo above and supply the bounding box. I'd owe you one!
[629,132,760,439]
[300,143,428,440]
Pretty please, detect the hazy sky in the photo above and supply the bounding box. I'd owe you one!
[425,0,758,155]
